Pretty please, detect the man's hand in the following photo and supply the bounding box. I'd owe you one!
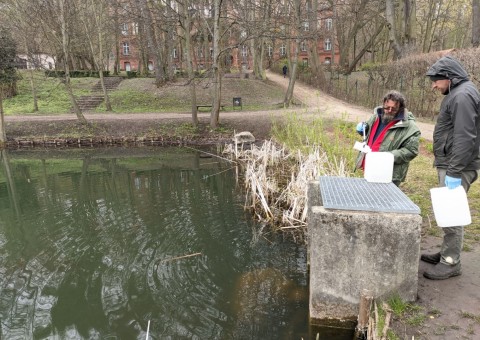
[445,175,461,189]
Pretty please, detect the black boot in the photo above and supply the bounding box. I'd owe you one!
[420,252,441,264]
[423,262,462,280]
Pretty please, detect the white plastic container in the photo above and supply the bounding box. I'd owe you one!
[430,186,471,227]
[364,152,394,183]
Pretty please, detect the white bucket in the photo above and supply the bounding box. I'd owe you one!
[364,152,394,183]
[430,186,471,227]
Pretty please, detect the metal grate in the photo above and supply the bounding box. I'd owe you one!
[319,176,420,214]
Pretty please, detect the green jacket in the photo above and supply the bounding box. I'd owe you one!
[357,107,421,183]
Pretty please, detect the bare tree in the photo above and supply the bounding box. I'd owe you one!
[283,0,302,107]
[57,0,87,124]
[179,0,199,125]
[401,0,417,49]
[210,0,223,127]
[386,0,403,59]
[79,0,113,111]
[306,0,325,87]
[473,0,480,46]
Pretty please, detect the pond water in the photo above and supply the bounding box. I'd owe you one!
[0,147,315,339]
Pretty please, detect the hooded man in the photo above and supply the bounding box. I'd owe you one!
[422,55,480,280]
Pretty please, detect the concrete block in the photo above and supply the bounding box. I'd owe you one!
[307,181,422,324]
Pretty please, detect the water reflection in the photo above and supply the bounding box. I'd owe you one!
[0,147,309,339]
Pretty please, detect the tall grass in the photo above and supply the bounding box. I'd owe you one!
[271,112,360,173]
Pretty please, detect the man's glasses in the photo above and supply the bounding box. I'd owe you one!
[383,106,399,113]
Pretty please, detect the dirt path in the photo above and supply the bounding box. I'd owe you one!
[265,70,435,141]
[5,71,479,339]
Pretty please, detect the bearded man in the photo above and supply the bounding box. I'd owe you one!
[355,90,421,186]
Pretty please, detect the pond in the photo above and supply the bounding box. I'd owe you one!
[0,146,316,339]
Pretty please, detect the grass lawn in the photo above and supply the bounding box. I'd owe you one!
[3,71,286,115]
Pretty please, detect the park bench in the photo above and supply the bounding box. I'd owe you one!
[196,104,225,111]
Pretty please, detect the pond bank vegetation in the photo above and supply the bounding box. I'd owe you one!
[223,113,357,242]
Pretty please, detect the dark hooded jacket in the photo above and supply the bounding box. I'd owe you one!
[426,56,480,177]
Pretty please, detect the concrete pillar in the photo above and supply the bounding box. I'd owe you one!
[307,180,422,326]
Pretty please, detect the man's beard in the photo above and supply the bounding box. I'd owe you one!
[382,112,396,124]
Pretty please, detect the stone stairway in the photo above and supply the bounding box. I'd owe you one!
[91,76,123,92]
[76,95,106,111]
[75,76,123,111]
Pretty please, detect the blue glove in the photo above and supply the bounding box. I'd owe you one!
[356,122,365,133]
[445,175,461,189]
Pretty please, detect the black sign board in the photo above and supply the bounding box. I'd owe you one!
[233,97,242,110]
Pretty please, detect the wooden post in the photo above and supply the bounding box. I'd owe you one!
[355,289,374,339]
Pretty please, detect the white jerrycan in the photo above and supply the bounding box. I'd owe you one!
[430,186,471,227]
[364,152,394,183]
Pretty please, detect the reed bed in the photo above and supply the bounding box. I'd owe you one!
[223,137,351,240]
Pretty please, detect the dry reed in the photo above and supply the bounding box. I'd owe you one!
[223,139,350,238]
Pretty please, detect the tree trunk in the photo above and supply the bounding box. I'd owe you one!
[23,35,39,112]
[165,0,176,81]
[386,0,403,59]
[83,0,112,111]
[182,0,198,126]
[284,0,301,107]
[112,0,120,75]
[58,0,87,124]
[473,0,480,47]
[210,0,222,128]
[146,0,165,87]
[402,0,417,48]
[307,0,324,87]
[0,89,5,144]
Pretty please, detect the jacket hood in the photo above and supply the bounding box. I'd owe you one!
[426,56,469,87]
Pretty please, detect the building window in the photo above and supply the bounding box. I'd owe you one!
[324,38,331,51]
[303,21,309,31]
[148,62,154,71]
[301,40,307,52]
[326,18,333,31]
[204,6,212,18]
[267,45,273,57]
[123,42,130,55]
[133,23,139,35]
[240,30,247,38]
[303,58,308,66]
[124,62,131,71]
[210,48,213,58]
[121,23,128,35]
[280,44,286,56]
[173,48,177,58]
[241,45,248,57]
[324,57,331,64]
